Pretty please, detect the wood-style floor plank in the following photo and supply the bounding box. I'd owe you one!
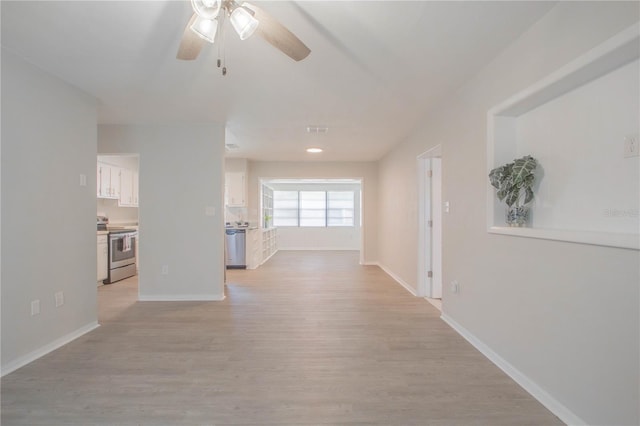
[1,251,563,425]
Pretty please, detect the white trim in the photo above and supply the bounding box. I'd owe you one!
[138,294,226,302]
[424,297,442,311]
[360,261,378,266]
[1,321,100,377]
[278,247,359,251]
[440,314,586,426]
[417,145,443,298]
[489,226,639,250]
[416,155,429,298]
[376,262,418,297]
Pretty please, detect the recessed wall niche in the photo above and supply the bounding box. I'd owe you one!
[487,24,639,250]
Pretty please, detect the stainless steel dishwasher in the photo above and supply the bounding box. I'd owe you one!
[225,228,246,269]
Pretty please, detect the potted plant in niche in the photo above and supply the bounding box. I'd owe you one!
[489,155,539,227]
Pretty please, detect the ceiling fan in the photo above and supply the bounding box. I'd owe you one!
[176,0,311,74]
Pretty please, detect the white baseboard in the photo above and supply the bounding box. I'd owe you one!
[1,321,100,377]
[260,249,278,265]
[278,247,359,251]
[375,262,418,296]
[361,261,378,266]
[138,294,226,301]
[440,314,586,426]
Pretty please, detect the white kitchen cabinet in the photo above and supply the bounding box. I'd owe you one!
[246,229,261,269]
[119,168,133,206]
[225,172,246,207]
[97,162,121,199]
[261,228,277,264]
[118,168,139,207]
[133,172,139,206]
[97,234,108,283]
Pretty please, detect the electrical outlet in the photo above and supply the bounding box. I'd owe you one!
[31,300,40,316]
[55,291,64,307]
[450,280,459,294]
[161,265,169,275]
[624,134,639,158]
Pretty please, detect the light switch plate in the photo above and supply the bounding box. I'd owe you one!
[79,174,87,186]
[624,134,639,158]
[31,300,40,316]
[55,291,64,307]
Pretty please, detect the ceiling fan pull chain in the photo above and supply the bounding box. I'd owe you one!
[222,15,228,75]
[221,8,228,75]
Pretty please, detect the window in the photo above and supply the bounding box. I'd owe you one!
[273,191,298,227]
[299,191,326,227]
[327,191,354,226]
[273,190,355,227]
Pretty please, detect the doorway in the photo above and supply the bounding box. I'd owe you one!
[257,178,364,263]
[96,154,140,318]
[417,146,443,303]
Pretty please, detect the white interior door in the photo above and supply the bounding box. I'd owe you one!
[431,158,443,299]
[417,146,443,300]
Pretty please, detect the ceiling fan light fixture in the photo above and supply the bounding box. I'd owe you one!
[190,15,218,43]
[230,6,259,40]
[191,0,221,20]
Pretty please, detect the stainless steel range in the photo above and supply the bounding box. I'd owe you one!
[104,229,137,284]
[98,217,137,284]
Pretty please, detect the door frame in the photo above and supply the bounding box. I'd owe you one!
[417,145,442,298]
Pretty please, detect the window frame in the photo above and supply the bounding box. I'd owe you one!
[272,190,355,228]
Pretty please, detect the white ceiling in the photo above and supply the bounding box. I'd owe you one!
[1,1,555,162]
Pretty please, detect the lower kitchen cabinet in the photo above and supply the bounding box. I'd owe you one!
[262,228,277,264]
[246,229,261,269]
[97,234,108,283]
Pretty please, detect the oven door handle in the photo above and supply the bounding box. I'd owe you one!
[110,232,137,239]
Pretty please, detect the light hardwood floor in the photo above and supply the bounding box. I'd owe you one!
[1,251,563,425]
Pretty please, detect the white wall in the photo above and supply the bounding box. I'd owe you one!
[1,50,99,374]
[98,124,225,301]
[247,161,378,263]
[269,182,361,251]
[514,59,639,233]
[97,198,138,224]
[377,3,639,425]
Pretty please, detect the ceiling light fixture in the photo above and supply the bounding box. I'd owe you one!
[190,15,218,43]
[230,4,259,40]
[306,148,323,154]
[191,0,221,20]
[177,0,311,76]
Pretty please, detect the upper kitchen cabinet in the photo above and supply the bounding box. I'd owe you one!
[97,162,120,199]
[225,171,246,207]
[119,168,139,207]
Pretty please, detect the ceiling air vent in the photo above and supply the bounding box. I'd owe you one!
[225,143,240,151]
[306,125,329,134]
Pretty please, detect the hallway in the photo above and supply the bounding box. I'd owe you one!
[1,251,562,425]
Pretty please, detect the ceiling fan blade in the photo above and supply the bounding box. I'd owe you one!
[176,14,205,60]
[244,3,310,62]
